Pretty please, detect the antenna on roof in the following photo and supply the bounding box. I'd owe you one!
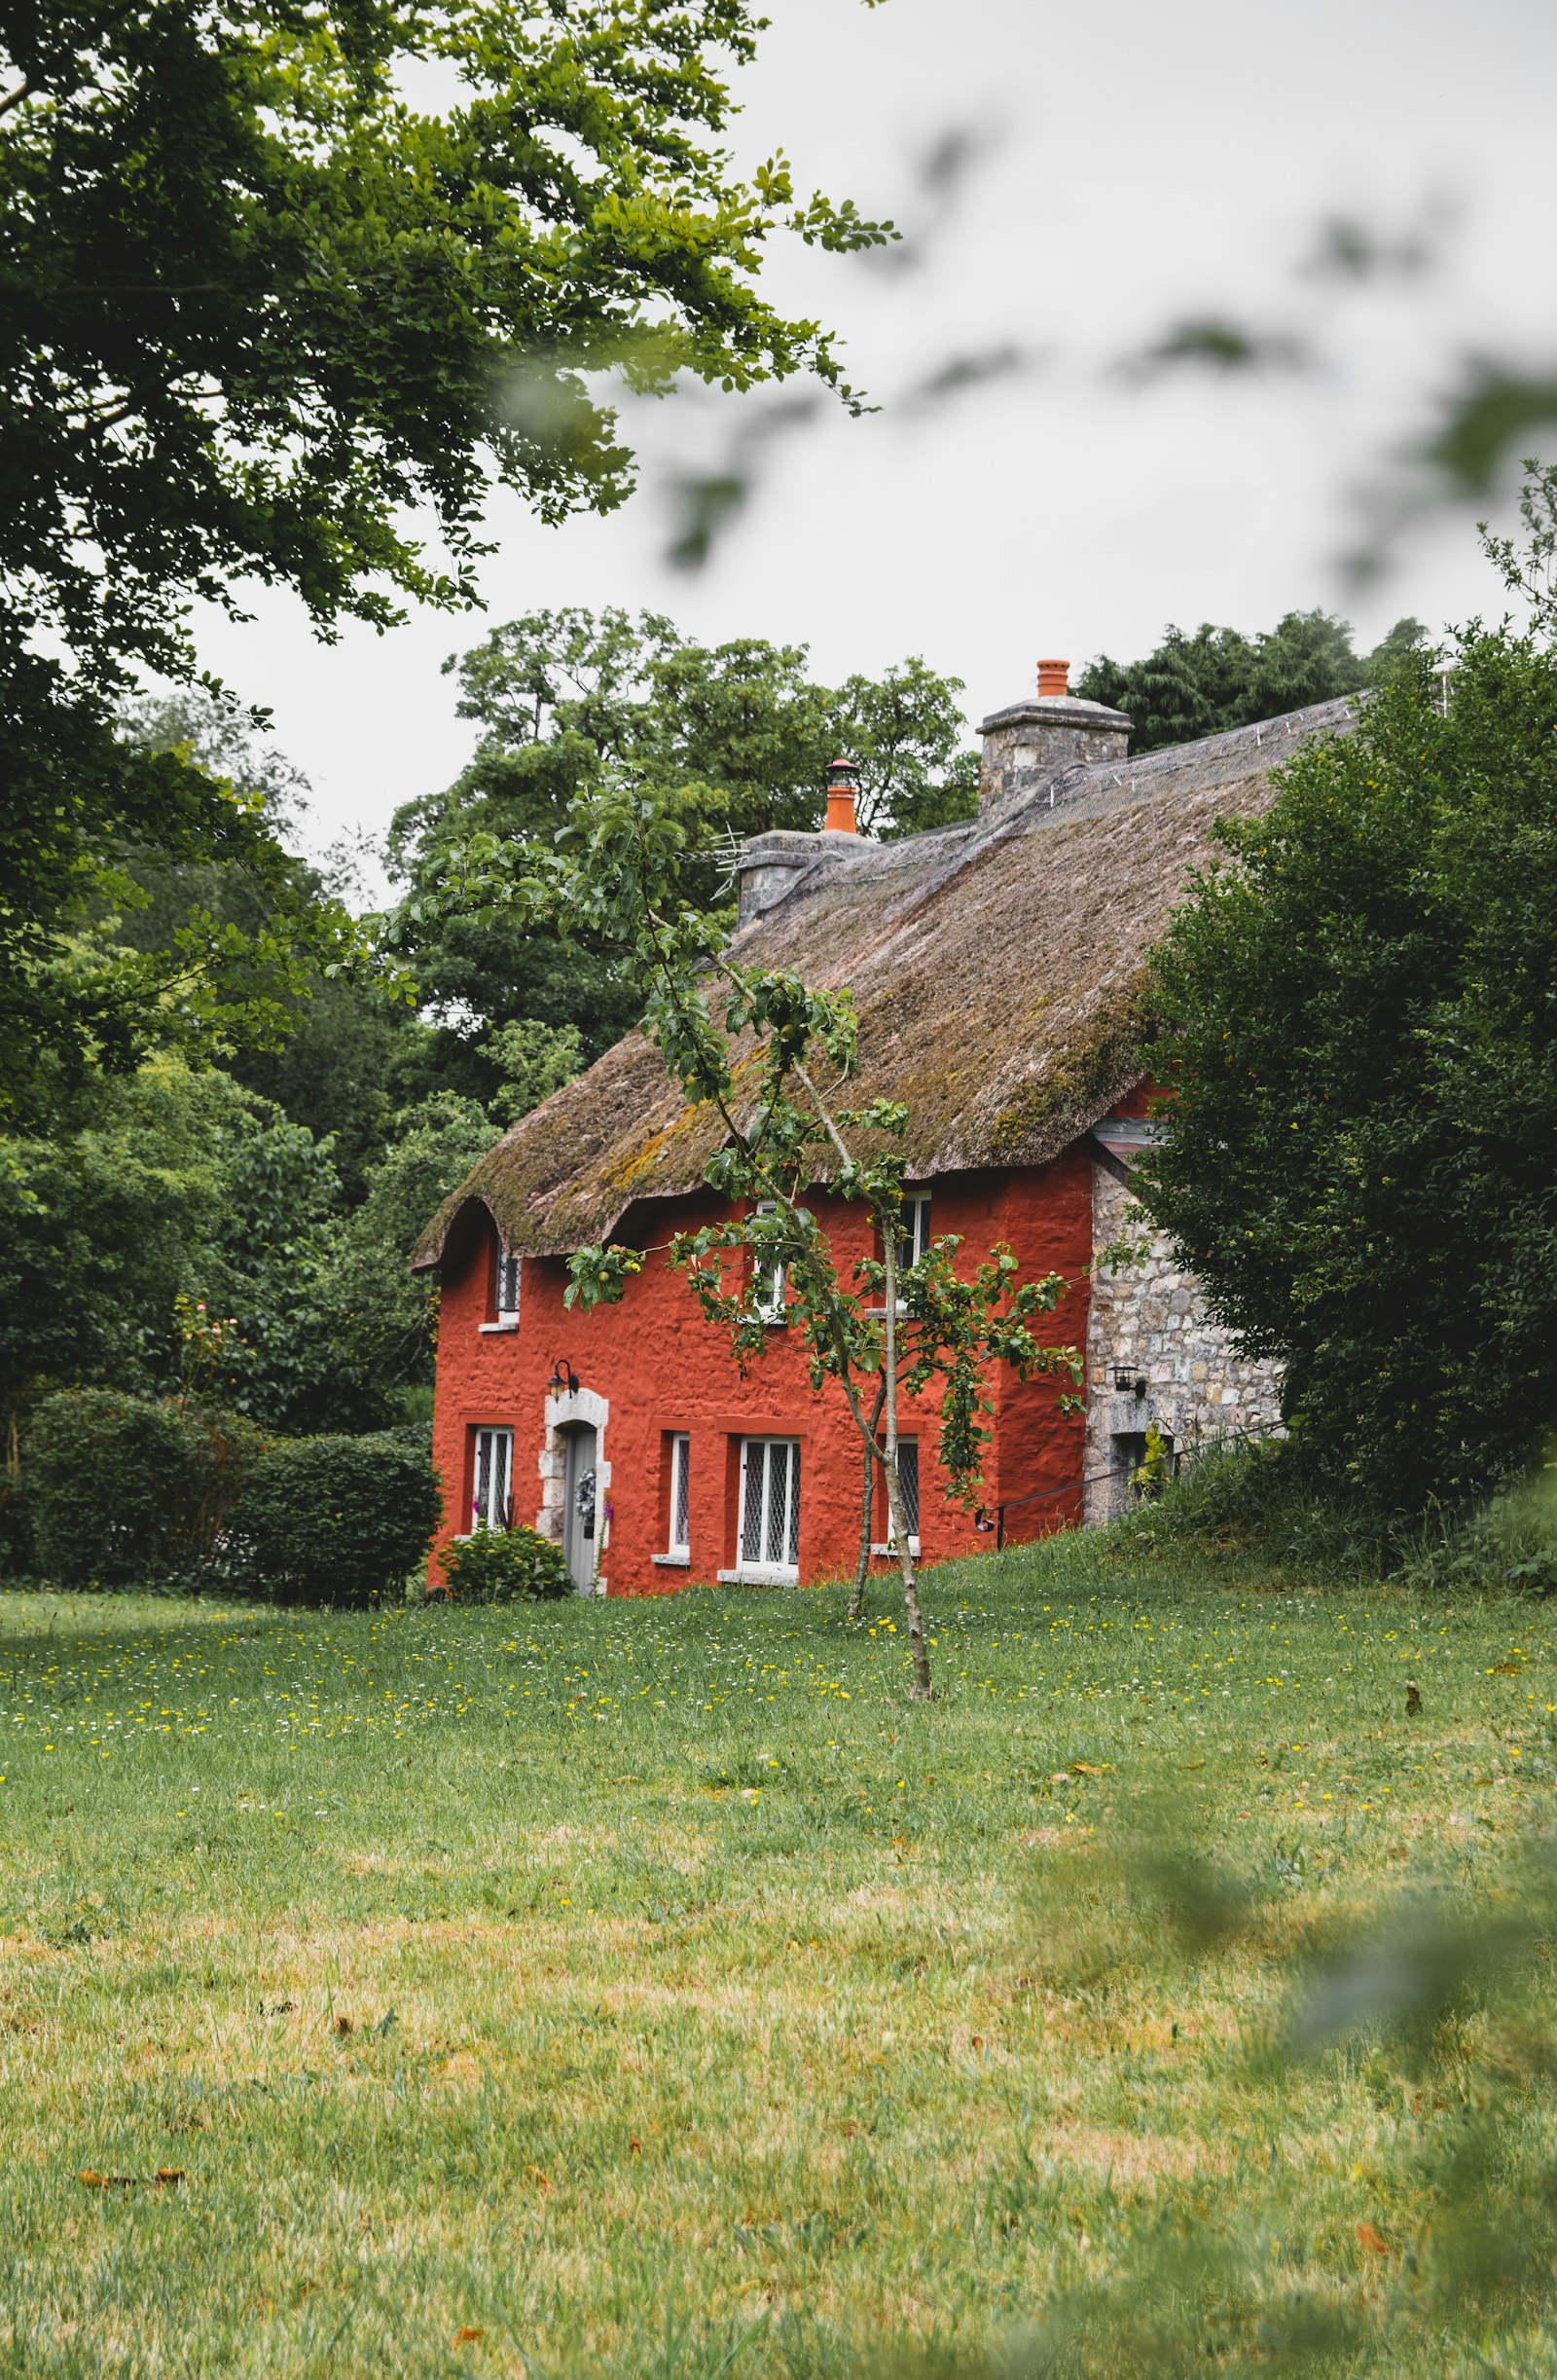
[711,824,743,900]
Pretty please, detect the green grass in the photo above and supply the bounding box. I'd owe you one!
[0,1535,1553,2378]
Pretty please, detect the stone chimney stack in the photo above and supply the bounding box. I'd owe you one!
[735,757,864,926]
[978,657,1131,824]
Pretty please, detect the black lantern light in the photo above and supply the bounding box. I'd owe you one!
[547,1358,580,1398]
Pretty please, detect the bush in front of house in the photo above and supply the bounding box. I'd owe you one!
[26,1388,266,1587]
[441,1523,572,1603]
[232,1431,441,1605]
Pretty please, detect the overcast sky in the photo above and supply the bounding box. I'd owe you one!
[194,0,1557,884]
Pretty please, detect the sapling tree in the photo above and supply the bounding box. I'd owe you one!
[441,785,1081,1700]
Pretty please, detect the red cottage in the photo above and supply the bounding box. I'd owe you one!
[413,668,1352,1594]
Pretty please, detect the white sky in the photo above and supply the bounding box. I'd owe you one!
[193,0,1557,884]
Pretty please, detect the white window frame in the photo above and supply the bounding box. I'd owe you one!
[894,1192,932,1308]
[724,1435,801,1584]
[470,1424,514,1531]
[654,1431,692,1567]
[481,1246,522,1333]
[871,1434,922,1557]
[751,1201,788,1325]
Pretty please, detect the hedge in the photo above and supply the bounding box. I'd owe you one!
[25,1389,264,1587]
[233,1431,441,1606]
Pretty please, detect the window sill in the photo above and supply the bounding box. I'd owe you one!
[716,1564,799,1587]
[479,1319,519,1335]
[652,1550,691,1568]
[870,1538,921,1557]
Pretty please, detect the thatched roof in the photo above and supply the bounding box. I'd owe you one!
[411,696,1356,1269]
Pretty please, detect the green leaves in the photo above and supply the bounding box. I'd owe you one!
[1,2,893,1107]
[563,1243,646,1312]
[1141,536,1557,1506]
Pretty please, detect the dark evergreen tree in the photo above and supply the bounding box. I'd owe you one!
[1077,611,1425,753]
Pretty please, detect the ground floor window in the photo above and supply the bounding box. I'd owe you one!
[668,1432,691,1555]
[874,1436,921,1555]
[471,1424,513,1529]
[739,1436,800,1578]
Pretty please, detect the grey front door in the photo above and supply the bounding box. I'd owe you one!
[562,1423,599,1593]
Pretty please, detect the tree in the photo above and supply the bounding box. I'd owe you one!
[1076,611,1424,754]
[315,1092,510,1410]
[439,784,1079,1699]
[1139,488,1557,1507]
[387,607,977,1100]
[0,1055,352,1438]
[1,0,887,1112]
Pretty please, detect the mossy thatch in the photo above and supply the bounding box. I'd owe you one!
[412,698,1357,1267]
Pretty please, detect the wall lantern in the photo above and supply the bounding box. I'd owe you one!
[1112,1365,1147,1398]
[548,1358,581,1398]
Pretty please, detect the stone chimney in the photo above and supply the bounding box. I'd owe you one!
[736,757,863,927]
[978,657,1131,824]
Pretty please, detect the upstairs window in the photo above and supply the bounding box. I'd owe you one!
[894,1193,932,1303]
[668,1433,691,1556]
[739,1436,800,1579]
[493,1246,522,1326]
[471,1425,513,1530]
[752,1200,787,1325]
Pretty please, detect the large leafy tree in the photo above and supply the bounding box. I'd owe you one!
[387,606,976,1100]
[0,0,885,1117]
[1140,518,1557,1507]
[1076,610,1424,753]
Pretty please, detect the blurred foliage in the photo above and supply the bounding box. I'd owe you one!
[932,1802,1557,2380]
[386,606,977,1103]
[1141,494,1557,1508]
[1076,611,1424,754]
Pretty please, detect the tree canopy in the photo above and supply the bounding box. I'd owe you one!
[1139,598,1557,1509]
[386,606,977,1102]
[0,0,886,1118]
[1076,610,1425,753]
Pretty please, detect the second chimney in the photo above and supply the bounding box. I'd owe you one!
[824,756,859,834]
[978,654,1131,824]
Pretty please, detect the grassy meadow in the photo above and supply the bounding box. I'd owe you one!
[1,1533,1554,2378]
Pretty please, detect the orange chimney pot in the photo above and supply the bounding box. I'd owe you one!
[824,756,859,834]
[1037,657,1069,699]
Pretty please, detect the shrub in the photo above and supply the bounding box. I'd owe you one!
[1398,1467,1557,1599]
[441,1524,572,1603]
[1109,1434,1396,1579]
[233,1431,441,1605]
[26,1389,265,1587]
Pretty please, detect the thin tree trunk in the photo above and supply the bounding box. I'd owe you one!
[881,1219,933,1700]
[848,1374,887,1620]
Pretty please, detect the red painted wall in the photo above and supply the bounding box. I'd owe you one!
[428,1157,1094,1596]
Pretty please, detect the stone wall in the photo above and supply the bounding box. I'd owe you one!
[1083,1158,1284,1522]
